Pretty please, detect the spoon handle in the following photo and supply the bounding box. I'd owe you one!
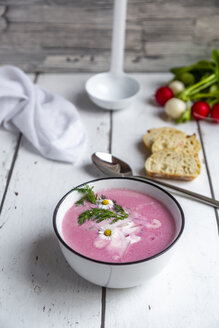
[110,0,128,75]
[134,175,219,208]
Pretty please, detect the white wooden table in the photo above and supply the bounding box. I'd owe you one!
[1,73,219,328]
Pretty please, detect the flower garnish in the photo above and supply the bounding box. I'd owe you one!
[74,186,129,225]
[94,220,141,256]
[98,225,117,240]
[97,199,114,209]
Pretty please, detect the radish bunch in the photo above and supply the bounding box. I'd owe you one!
[155,49,219,123]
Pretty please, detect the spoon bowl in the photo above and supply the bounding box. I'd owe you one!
[86,72,140,110]
[92,151,132,176]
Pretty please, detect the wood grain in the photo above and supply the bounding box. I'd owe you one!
[0,74,34,213]
[0,74,111,327]
[0,6,6,16]
[0,1,218,72]
[105,73,219,328]
[0,130,19,209]
[1,72,219,327]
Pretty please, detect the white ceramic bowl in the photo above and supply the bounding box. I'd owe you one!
[53,177,184,288]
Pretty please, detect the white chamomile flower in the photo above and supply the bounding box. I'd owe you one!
[97,198,114,209]
[98,225,118,241]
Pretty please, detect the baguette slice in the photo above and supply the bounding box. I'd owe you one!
[152,132,201,154]
[145,149,201,181]
[143,127,184,150]
[181,134,201,155]
[151,130,186,153]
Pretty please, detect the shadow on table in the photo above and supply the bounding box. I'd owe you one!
[147,96,160,107]
[74,90,108,114]
[25,233,98,292]
[146,96,170,122]
[82,162,104,179]
[135,139,151,176]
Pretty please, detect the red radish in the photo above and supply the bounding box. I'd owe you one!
[210,103,219,123]
[191,101,210,120]
[155,87,173,105]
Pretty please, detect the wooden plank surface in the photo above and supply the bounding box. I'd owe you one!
[0,130,19,208]
[0,72,219,328]
[0,74,34,212]
[105,74,219,328]
[0,1,219,72]
[0,74,111,328]
[198,120,219,224]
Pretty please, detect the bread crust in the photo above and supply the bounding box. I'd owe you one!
[143,127,202,181]
[143,127,181,150]
[145,149,201,180]
[146,171,196,181]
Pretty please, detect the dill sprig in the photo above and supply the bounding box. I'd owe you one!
[74,185,97,206]
[111,200,128,223]
[73,185,129,225]
[78,208,128,225]
[113,200,126,214]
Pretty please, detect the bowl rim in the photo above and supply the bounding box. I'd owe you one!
[53,177,185,266]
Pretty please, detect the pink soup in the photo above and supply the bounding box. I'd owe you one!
[62,188,176,263]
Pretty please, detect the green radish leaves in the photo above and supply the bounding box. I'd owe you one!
[212,49,219,79]
[170,49,219,123]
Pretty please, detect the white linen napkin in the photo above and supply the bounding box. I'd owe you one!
[0,66,87,163]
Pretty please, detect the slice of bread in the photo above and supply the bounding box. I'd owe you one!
[181,134,201,155]
[145,149,201,180]
[143,127,183,150]
[151,132,201,154]
[151,130,186,153]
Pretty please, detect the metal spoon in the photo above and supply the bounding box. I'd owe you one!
[92,151,219,209]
